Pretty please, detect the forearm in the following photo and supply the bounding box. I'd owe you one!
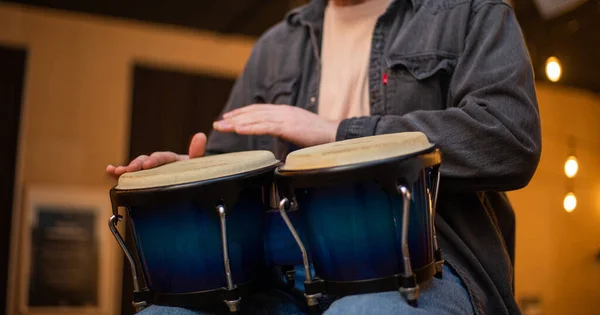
[336,101,540,192]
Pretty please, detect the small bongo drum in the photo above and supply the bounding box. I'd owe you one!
[108,151,279,312]
[275,132,444,309]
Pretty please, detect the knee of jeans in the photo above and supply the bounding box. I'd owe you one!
[136,306,204,315]
[324,292,408,315]
[441,262,470,290]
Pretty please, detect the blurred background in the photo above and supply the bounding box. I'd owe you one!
[0,0,599,314]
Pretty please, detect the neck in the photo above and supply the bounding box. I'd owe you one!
[331,0,369,6]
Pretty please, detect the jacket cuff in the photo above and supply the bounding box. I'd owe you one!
[335,116,381,141]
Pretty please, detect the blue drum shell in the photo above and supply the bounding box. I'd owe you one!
[127,188,266,294]
[263,209,307,267]
[294,177,433,282]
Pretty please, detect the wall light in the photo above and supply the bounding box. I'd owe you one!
[564,156,579,178]
[563,192,577,213]
[545,57,562,82]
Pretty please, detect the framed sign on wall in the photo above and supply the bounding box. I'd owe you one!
[16,185,121,315]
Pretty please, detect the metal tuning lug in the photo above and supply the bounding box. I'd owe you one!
[434,248,445,279]
[132,289,152,312]
[278,198,323,313]
[217,204,241,313]
[304,279,325,314]
[397,185,420,307]
[281,265,296,288]
[430,168,444,279]
[109,214,149,312]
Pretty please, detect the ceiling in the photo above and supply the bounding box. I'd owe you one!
[6,0,600,93]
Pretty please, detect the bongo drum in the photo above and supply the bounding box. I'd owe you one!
[274,132,444,309]
[108,151,279,312]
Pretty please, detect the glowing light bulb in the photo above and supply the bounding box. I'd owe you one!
[546,57,562,82]
[564,156,579,178]
[563,193,577,213]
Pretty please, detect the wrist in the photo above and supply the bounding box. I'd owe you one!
[329,119,341,143]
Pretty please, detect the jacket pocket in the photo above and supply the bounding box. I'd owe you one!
[382,53,456,115]
[265,78,299,106]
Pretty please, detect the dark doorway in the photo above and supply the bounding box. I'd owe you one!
[0,46,27,314]
[121,64,235,314]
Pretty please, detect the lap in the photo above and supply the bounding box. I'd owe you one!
[137,264,473,315]
[323,264,473,315]
[137,288,307,315]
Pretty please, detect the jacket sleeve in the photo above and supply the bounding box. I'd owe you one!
[335,3,542,192]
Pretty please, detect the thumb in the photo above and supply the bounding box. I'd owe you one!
[188,132,207,158]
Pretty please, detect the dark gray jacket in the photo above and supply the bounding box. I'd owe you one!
[207,0,542,314]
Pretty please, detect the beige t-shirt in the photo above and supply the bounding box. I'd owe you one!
[318,0,392,121]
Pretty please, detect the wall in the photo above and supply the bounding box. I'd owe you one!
[509,83,600,315]
[0,3,252,315]
[1,2,600,315]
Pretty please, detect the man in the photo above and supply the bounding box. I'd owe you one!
[107,0,541,314]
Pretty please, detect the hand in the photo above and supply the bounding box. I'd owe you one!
[106,132,207,179]
[213,105,340,148]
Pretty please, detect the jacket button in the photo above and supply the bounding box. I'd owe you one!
[310,96,316,104]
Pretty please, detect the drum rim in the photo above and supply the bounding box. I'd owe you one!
[275,144,441,190]
[110,162,281,209]
[277,143,437,175]
[148,279,268,309]
[113,160,280,193]
[319,259,437,296]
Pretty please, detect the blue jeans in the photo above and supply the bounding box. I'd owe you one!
[137,264,473,314]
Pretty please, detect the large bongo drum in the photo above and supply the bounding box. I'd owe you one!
[108,151,280,312]
[274,132,444,309]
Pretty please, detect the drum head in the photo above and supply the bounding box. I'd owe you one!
[276,132,440,190]
[281,132,433,172]
[116,150,279,190]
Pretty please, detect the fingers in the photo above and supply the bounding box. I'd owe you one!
[126,154,149,173]
[106,151,183,180]
[234,111,272,126]
[214,119,278,135]
[106,164,119,180]
[143,151,179,169]
[105,154,148,178]
[215,107,278,134]
[233,121,279,136]
[114,165,128,177]
[189,132,207,158]
[222,104,273,119]
[213,119,235,132]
